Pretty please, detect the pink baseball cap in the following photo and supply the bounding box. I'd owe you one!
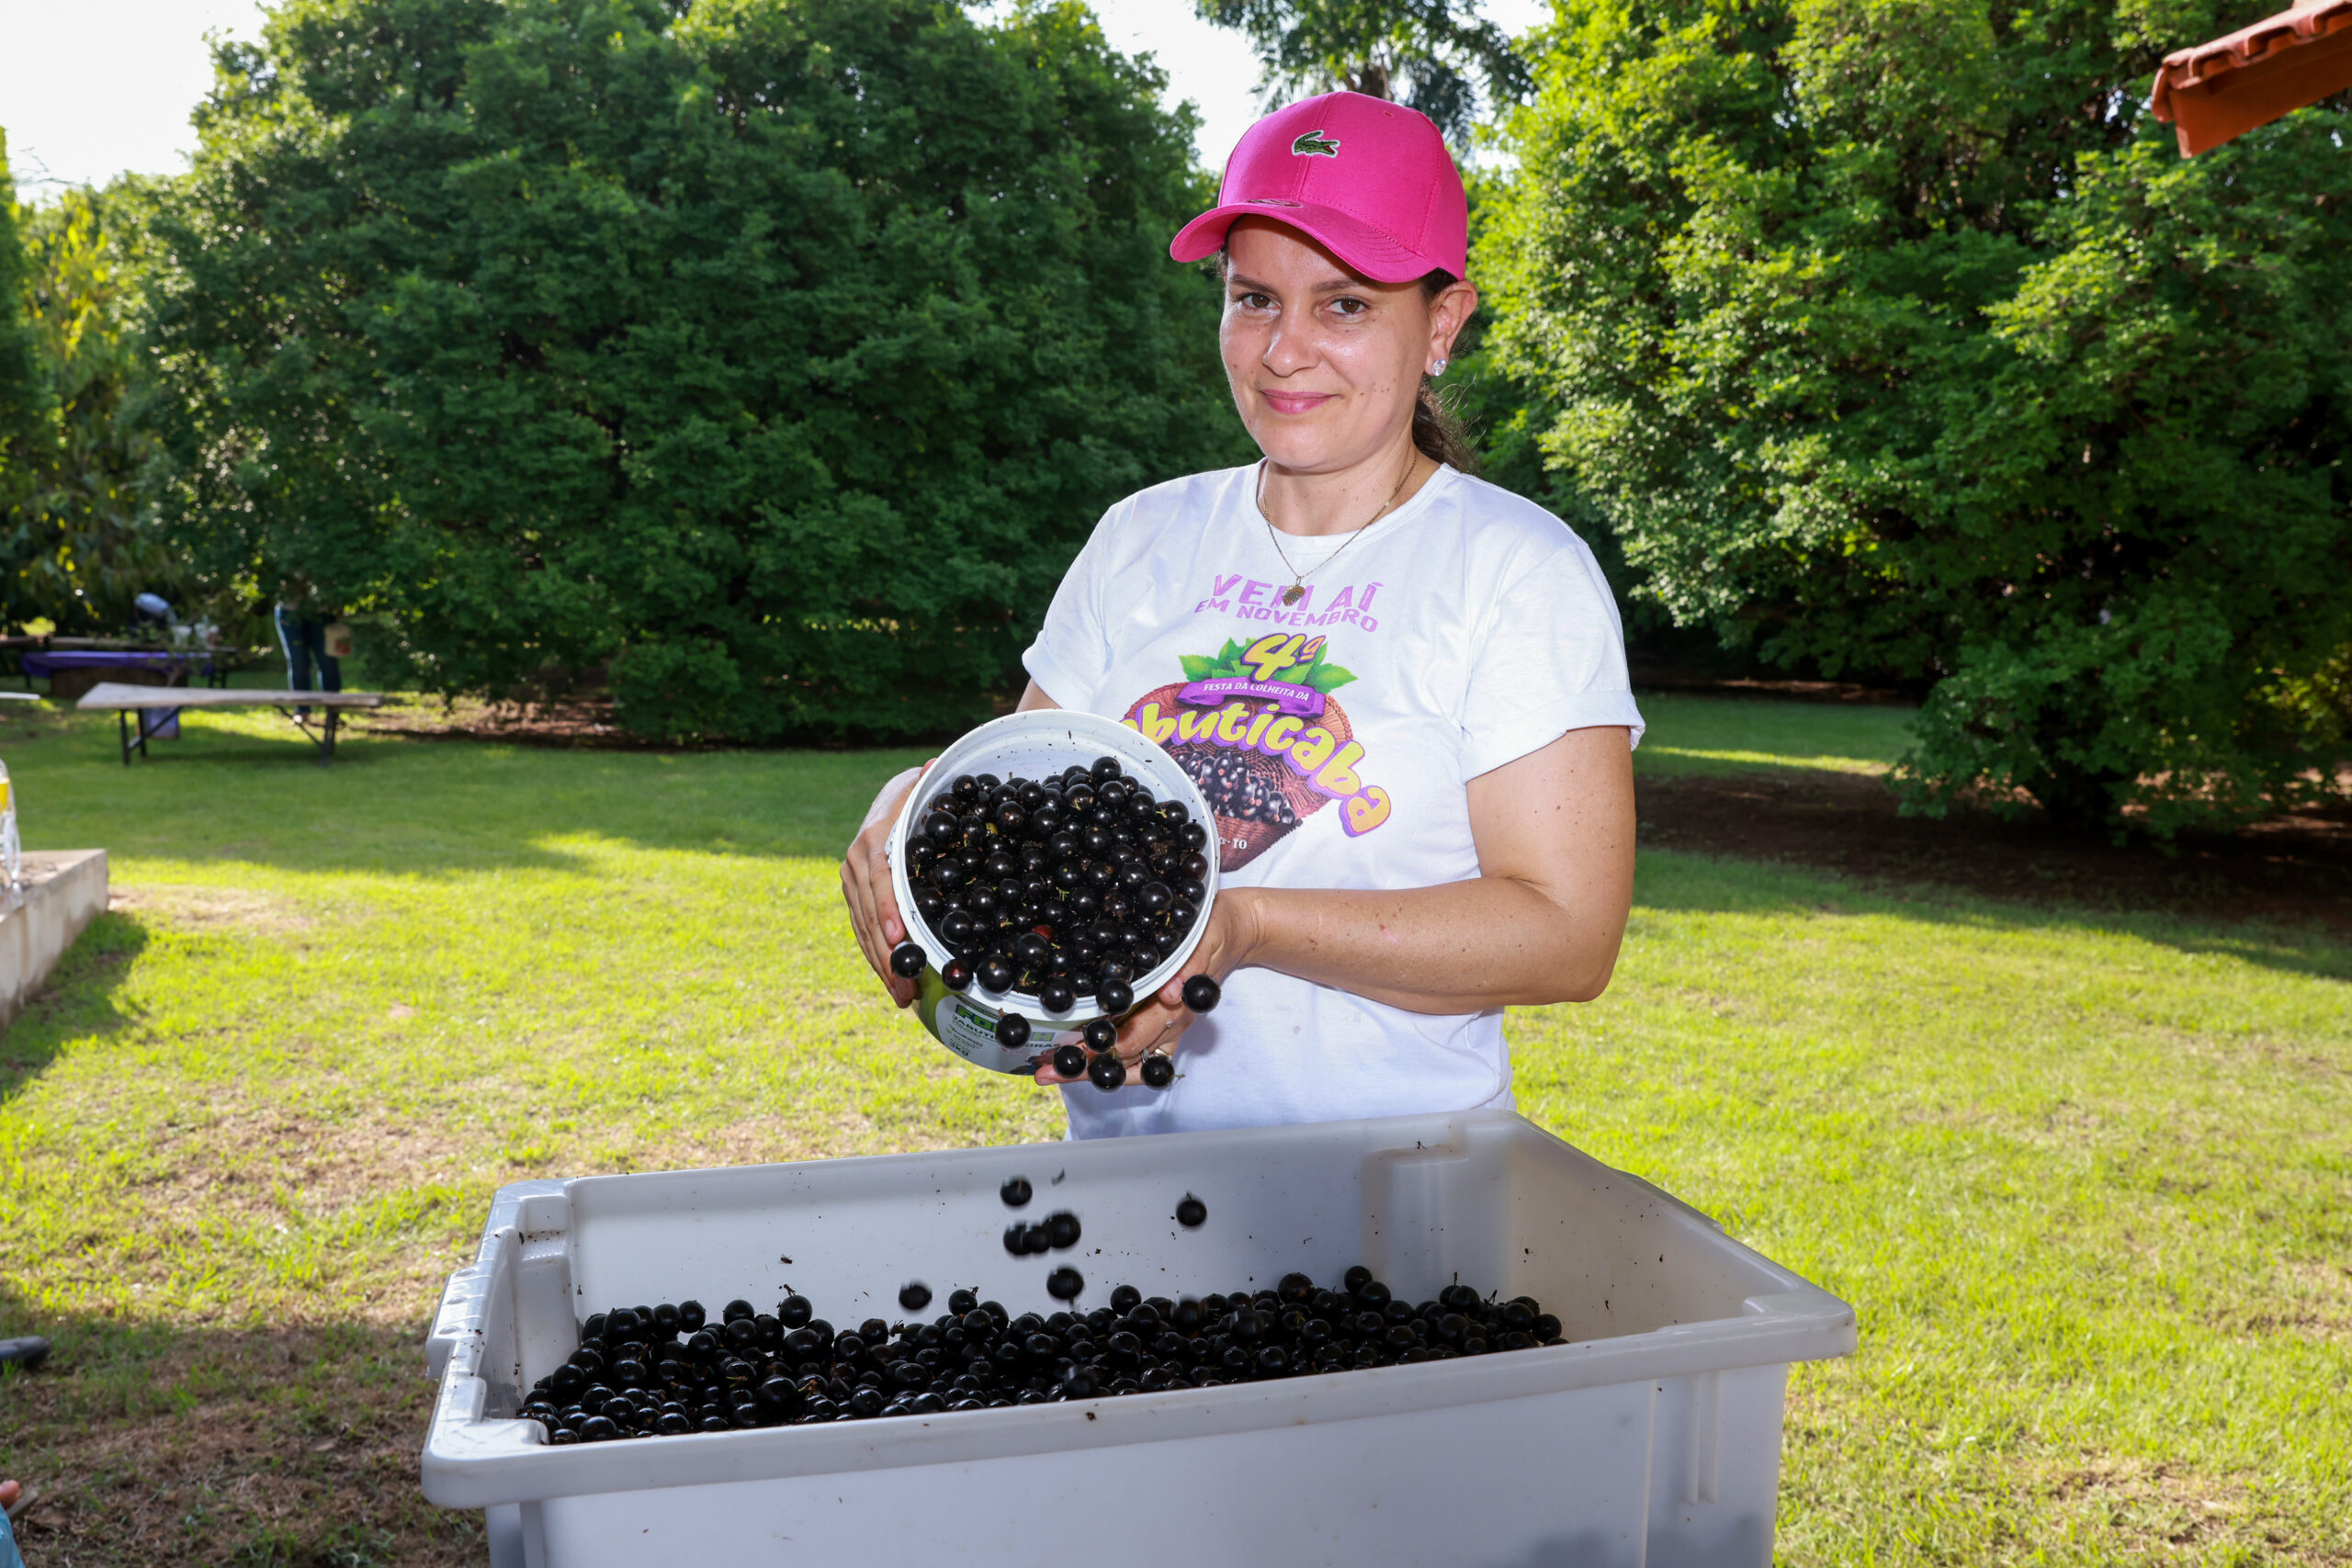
[1170,92,1469,283]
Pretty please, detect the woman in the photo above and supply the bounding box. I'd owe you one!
[842,91,1640,1137]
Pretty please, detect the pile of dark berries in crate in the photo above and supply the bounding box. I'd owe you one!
[520,1267,1565,1442]
[888,755,1220,1089]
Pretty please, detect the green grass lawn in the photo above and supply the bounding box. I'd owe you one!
[1630,692,1916,777]
[0,694,2346,1565]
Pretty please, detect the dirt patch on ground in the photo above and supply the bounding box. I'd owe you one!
[347,690,1002,750]
[353,694,691,750]
[2036,1457,2270,1554]
[1637,770,2352,937]
[2212,1258,2352,1345]
[4,1322,482,1567]
[133,1107,483,1224]
[1627,664,1921,706]
[109,884,314,937]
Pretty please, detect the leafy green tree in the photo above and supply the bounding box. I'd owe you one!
[0,142,181,635]
[0,132,53,491]
[1194,0,1532,145]
[143,0,1246,740]
[1482,0,2352,834]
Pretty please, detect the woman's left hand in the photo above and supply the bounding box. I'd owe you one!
[1034,890,1261,1086]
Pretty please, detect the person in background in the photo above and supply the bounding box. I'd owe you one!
[275,595,341,718]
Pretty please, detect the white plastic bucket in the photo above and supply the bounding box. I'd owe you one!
[885,709,1219,1074]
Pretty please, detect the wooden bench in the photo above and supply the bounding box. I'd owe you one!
[75,682,386,766]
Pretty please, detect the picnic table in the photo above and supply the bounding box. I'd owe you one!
[75,682,385,766]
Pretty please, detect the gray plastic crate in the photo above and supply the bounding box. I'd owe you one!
[423,1110,1855,1566]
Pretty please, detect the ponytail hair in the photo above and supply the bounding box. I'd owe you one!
[1411,269,1477,473]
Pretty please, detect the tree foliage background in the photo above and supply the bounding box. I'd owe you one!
[145,0,1247,741]
[1481,0,2352,834]
[1192,0,1532,145]
[0,136,40,453]
[0,139,176,635]
[15,0,2349,829]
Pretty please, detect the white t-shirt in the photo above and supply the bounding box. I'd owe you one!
[1023,462,1644,1139]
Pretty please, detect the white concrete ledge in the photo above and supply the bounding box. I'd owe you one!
[0,849,109,1030]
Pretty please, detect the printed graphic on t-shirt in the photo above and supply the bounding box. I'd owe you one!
[1121,633,1393,870]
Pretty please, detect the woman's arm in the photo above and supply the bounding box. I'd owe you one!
[840,682,1061,1005]
[1246,725,1635,1009]
[1078,726,1634,1072]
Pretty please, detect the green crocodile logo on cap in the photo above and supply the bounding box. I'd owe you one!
[1291,129,1341,157]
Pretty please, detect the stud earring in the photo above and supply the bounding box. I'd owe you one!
[1430,358,1448,376]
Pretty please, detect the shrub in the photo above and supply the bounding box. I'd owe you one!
[0,149,179,633]
[1480,0,2352,834]
[145,0,1246,739]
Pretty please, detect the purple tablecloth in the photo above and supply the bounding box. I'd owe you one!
[22,650,217,677]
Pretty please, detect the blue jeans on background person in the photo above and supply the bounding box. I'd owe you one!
[1,1508,23,1568]
[276,605,341,716]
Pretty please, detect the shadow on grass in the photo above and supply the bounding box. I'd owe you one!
[0,1284,483,1568]
[17,709,925,877]
[25,702,2352,989]
[0,910,148,1107]
[1634,844,2352,985]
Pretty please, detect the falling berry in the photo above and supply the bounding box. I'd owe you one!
[890,943,927,978]
[1096,978,1136,1015]
[1140,1054,1174,1089]
[995,1013,1031,1049]
[898,1281,932,1312]
[1001,1176,1033,1207]
[1175,1194,1206,1227]
[1081,1017,1117,1051]
[1046,1267,1085,1301]
[1181,975,1221,1012]
[1051,1042,1088,1078]
[1087,1053,1126,1091]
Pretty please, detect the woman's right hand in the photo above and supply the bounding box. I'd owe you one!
[841,762,932,1008]
[1033,888,1262,1086]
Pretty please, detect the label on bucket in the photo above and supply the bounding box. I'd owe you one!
[934,996,1006,1064]
[912,971,1039,1075]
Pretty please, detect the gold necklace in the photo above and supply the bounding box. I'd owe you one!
[1258,453,1417,607]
